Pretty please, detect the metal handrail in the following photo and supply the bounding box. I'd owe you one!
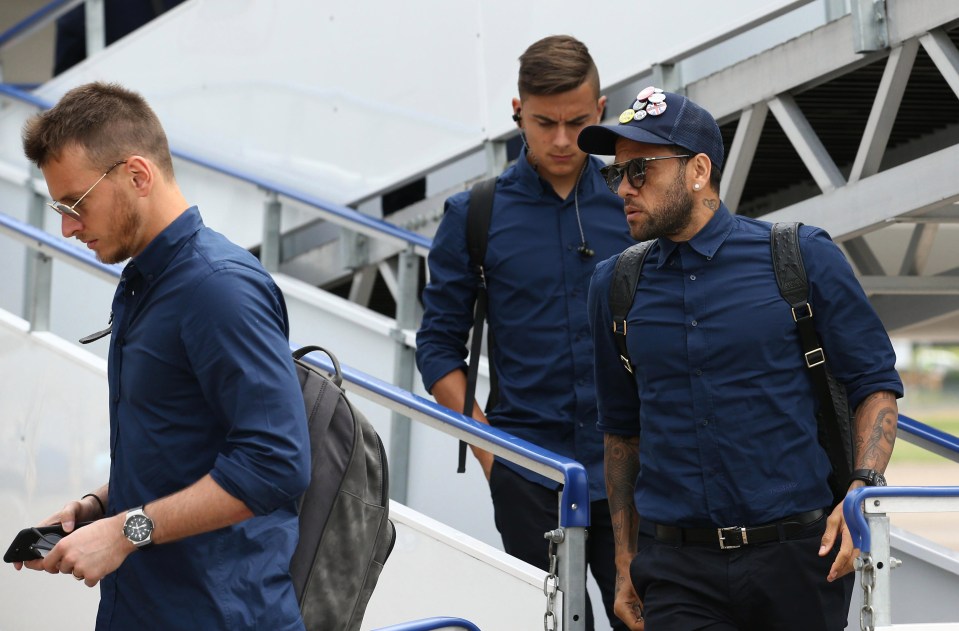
[0,83,433,256]
[0,212,122,283]
[0,209,590,528]
[844,486,959,553]
[373,617,482,631]
[297,349,589,528]
[898,413,959,462]
[0,0,84,53]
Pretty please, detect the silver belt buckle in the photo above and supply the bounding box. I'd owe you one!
[717,526,748,549]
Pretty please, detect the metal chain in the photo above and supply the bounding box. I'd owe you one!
[859,554,875,631]
[543,530,563,631]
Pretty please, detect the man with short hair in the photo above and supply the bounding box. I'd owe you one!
[416,35,633,630]
[15,82,310,630]
[580,88,903,630]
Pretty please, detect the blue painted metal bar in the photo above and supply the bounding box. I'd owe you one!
[295,349,591,529]
[0,212,590,529]
[373,616,481,631]
[0,84,433,253]
[0,0,83,52]
[0,211,122,282]
[844,486,959,553]
[899,413,959,461]
[1,210,590,526]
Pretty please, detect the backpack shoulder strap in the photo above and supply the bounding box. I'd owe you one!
[770,222,809,310]
[770,222,852,504]
[467,177,497,272]
[609,240,654,374]
[458,176,497,473]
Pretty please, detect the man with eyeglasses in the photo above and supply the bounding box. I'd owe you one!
[15,82,310,630]
[579,88,903,630]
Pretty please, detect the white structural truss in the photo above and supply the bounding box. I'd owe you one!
[687,1,959,338]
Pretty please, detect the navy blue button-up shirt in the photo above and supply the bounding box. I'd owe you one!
[97,207,310,630]
[417,150,634,500]
[588,205,903,526]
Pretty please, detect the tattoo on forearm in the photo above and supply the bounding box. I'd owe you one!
[854,391,898,470]
[605,434,641,553]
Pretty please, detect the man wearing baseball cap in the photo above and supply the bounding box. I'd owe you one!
[580,88,903,630]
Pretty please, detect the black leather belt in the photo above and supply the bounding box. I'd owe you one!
[643,508,825,550]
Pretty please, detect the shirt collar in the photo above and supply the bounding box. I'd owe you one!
[128,206,203,282]
[652,202,734,268]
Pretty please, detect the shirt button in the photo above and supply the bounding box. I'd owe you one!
[689,274,696,281]
[695,369,702,376]
[702,419,709,426]
[691,320,698,327]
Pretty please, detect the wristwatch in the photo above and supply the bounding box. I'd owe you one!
[123,506,155,549]
[850,469,887,487]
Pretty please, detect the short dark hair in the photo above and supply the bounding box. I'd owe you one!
[22,81,175,177]
[517,35,600,98]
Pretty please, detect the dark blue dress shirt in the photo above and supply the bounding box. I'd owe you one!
[588,205,903,527]
[97,207,310,630]
[417,150,634,500]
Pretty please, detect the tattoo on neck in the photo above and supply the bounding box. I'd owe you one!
[703,198,718,210]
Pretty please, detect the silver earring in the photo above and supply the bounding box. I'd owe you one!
[693,183,701,191]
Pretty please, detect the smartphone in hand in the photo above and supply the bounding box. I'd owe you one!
[4,522,92,563]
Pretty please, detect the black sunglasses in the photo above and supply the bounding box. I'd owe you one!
[599,154,691,194]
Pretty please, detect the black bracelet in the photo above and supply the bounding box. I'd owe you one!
[81,493,106,516]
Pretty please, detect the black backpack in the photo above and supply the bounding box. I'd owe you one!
[608,223,854,505]
[290,346,396,631]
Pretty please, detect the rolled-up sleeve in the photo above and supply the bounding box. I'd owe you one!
[801,226,904,410]
[182,267,310,515]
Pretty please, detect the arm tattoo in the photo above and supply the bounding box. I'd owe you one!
[605,434,641,555]
[853,391,898,471]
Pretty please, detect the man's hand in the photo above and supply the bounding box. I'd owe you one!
[39,513,135,587]
[13,494,103,572]
[819,498,859,582]
[613,572,645,630]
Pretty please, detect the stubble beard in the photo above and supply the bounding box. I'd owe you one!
[97,190,144,265]
[628,171,694,242]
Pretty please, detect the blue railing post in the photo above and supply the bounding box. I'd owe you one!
[845,486,959,629]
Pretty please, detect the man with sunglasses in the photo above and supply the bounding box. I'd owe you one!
[417,35,633,630]
[579,89,902,630]
[15,82,310,630]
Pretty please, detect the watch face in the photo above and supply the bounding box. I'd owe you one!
[874,472,887,487]
[124,514,153,543]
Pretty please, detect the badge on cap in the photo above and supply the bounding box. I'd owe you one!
[648,92,666,104]
[619,109,636,124]
[631,99,647,111]
[636,86,657,101]
[646,101,667,116]
[632,109,648,122]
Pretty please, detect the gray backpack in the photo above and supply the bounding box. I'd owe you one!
[290,346,396,631]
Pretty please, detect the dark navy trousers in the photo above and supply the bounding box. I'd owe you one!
[630,514,854,630]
